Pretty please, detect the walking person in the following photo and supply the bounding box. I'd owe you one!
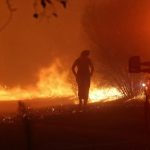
[72,50,94,106]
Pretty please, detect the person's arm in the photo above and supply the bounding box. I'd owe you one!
[89,59,94,76]
[72,60,78,77]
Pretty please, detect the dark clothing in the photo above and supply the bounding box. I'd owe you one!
[72,56,94,104]
[76,76,90,100]
[75,57,92,78]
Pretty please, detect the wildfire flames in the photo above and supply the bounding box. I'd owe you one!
[0,60,122,102]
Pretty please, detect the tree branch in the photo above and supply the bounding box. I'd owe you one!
[0,0,17,32]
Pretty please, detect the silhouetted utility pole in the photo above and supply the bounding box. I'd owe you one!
[129,56,150,132]
[18,101,32,150]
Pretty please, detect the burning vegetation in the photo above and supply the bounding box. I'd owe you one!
[1,0,147,103]
[0,59,122,102]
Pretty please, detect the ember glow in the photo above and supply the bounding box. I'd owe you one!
[89,86,122,103]
[0,60,122,102]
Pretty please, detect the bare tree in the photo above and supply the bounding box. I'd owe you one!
[33,0,68,18]
[33,0,68,19]
[0,0,16,32]
[0,0,68,32]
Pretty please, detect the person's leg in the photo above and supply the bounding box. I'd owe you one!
[83,98,88,105]
[77,81,83,106]
[83,89,89,106]
[83,78,90,105]
[79,98,82,106]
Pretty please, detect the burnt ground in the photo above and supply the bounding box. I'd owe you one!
[0,99,150,150]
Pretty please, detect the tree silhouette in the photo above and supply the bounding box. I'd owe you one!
[33,0,68,19]
[0,0,17,32]
[0,0,68,32]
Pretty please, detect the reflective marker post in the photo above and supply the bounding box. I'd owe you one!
[129,56,150,132]
[144,88,150,132]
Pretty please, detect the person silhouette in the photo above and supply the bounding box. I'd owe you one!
[72,50,94,106]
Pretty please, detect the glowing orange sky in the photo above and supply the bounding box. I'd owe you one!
[0,0,89,87]
[1,0,150,89]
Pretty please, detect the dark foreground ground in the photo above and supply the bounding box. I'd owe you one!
[0,99,150,150]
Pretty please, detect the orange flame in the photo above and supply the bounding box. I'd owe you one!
[89,85,122,103]
[0,59,122,102]
[37,59,74,97]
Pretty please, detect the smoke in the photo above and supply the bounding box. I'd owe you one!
[83,0,150,98]
[84,0,150,59]
[0,0,88,88]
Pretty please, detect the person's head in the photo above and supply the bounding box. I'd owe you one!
[80,50,90,57]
